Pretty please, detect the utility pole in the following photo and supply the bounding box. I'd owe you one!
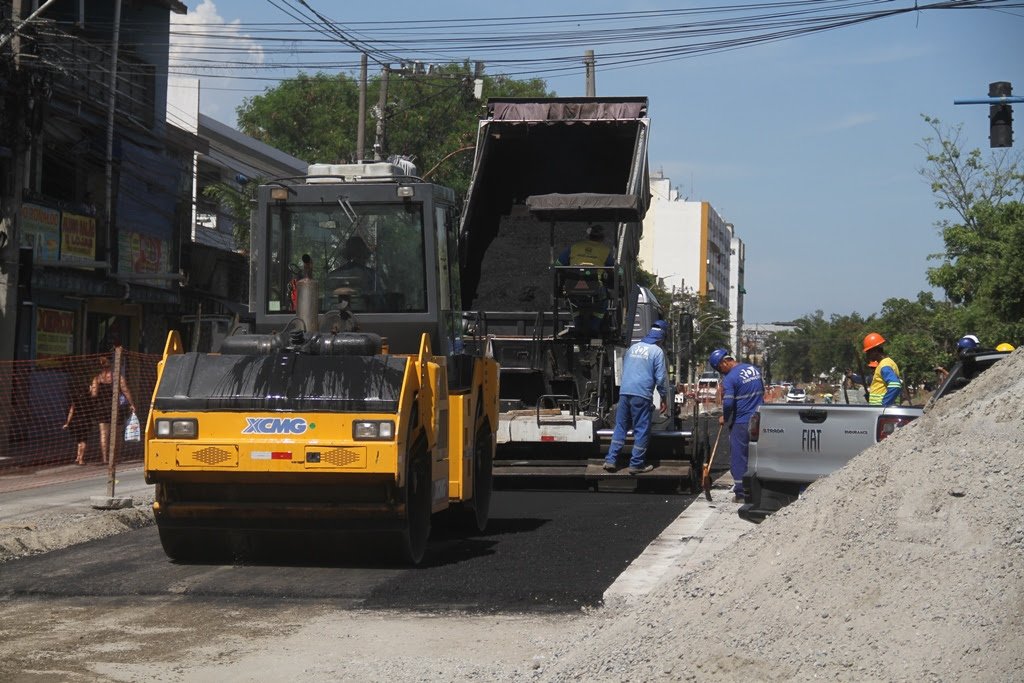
[373,65,389,161]
[0,0,30,456]
[0,0,60,50]
[104,0,123,271]
[356,52,367,161]
[584,50,596,97]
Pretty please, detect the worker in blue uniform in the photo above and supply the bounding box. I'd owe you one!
[604,326,668,474]
[710,348,765,502]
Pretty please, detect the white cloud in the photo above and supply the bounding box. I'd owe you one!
[169,1,265,125]
[170,0,265,71]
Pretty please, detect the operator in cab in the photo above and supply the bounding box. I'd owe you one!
[327,235,382,311]
[556,224,614,337]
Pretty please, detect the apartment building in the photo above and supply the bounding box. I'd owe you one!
[639,172,744,346]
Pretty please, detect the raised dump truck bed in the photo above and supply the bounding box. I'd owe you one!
[458,98,698,490]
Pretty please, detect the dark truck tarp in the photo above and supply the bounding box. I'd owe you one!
[459,97,650,318]
[525,192,645,223]
[489,99,647,122]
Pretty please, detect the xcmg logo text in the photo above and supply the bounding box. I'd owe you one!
[242,417,308,434]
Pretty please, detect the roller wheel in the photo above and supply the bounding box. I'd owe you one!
[463,426,494,533]
[393,451,432,565]
[157,525,226,563]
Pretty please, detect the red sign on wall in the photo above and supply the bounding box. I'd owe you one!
[36,308,76,359]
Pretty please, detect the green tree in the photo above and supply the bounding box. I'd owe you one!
[919,115,1024,346]
[874,293,960,398]
[237,72,361,165]
[236,65,552,201]
[202,179,260,252]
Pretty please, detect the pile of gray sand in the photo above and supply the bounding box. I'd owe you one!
[544,349,1024,681]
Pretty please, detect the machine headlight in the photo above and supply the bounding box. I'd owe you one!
[353,420,395,440]
[155,418,198,439]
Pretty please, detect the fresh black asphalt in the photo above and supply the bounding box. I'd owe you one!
[0,485,694,613]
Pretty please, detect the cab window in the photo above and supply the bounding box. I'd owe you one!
[267,203,427,314]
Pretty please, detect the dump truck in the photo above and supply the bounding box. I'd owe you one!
[145,161,499,564]
[458,97,700,490]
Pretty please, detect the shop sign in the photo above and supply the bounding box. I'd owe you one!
[36,307,76,359]
[60,212,97,263]
[19,203,60,261]
[119,230,172,289]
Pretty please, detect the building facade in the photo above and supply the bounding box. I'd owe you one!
[1,0,190,362]
[728,229,745,358]
[639,172,744,348]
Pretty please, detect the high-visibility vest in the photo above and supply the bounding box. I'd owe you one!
[568,240,611,267]
[868,357,902,406]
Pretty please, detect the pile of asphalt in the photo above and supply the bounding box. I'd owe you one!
[544,349,1024,681]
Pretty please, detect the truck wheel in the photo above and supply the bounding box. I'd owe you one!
[393,451,432,565]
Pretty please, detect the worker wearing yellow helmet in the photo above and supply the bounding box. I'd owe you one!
[996,342,1015,352]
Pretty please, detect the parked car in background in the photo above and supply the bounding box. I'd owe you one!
[785,386,808,403]
[697,371,720,402]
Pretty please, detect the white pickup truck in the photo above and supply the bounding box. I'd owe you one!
[737,349,1011,523]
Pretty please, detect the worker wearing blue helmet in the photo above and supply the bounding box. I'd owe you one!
[957,334,980,353]
[603,326,668,474]
[709,348,765,502]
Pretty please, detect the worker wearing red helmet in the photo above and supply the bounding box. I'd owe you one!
[861,332,902,406]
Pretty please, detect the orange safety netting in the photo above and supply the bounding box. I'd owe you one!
[0,350,160,470]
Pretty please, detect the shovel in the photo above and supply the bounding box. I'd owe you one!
[702,423,725,501]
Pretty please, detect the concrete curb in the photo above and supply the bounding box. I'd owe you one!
[90,495,135,510]
[603,474,753,607]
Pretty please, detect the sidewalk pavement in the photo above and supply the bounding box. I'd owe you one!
[0,461,145,495]
[0,463,151,526]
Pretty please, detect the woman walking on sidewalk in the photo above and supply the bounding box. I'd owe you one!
[90,356,136,464]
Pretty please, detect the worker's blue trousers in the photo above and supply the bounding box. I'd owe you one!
[730,424,751,496]
[605,395,653,468]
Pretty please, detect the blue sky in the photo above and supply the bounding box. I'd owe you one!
[171,0,1024,323]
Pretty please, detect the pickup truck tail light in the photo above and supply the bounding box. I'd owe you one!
[877,415,915,441]
[748,412,760,442]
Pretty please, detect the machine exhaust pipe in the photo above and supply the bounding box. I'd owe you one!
[296,277,319,334]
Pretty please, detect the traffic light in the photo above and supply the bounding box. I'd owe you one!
[679,313,694,347]
[989,81,1013,148]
